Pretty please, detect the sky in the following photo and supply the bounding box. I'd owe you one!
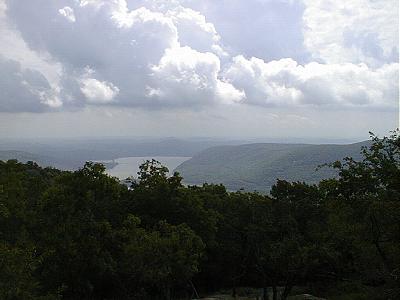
[0,0,398,140]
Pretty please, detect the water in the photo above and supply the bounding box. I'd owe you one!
[102,156,191,179]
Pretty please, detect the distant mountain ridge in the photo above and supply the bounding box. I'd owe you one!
[2,139,370,192]
[0,138,245,170]
[175,141,370,192]
[0,150,40,162]
[0,150,75,170]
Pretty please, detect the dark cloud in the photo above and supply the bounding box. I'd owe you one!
[0,56,58,112]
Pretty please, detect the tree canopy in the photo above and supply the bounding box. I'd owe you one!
[0,131,399,299]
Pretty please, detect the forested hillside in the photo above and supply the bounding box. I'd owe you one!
[176,141,369,192]
[0,132,399,299]
[0,138,244,170]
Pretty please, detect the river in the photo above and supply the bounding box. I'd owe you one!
[102,156,191,179]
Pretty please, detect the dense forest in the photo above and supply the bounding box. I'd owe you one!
[0,131,399,300]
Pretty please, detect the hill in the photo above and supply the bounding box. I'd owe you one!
[0,150,77,169]
[0,138,245,170]
[175,141,369,192]
[0,150,40,162]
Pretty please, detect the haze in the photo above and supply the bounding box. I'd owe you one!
[0,0,398,140]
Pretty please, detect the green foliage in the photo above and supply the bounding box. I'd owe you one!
[321,130,400,297]
[118,217,204,298]
[0,131,399,299]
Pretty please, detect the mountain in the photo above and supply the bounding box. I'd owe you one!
[2,139,369,190]
[175,141,369,192]
[0,150,39,162]
[0,150,84,170]
[0,138,245,170]
[0,150,57,167]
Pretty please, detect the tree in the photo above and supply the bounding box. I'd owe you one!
[118,216,205,299]
[323,130,400,297]
[132,160,218,248]
[1,130,398,299]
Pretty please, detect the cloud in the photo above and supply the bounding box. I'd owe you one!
[166,6,227,56]
[303,0,399,66]
[224,55,399,108]
[58,6,76,23]
[0,0,62,93]
[2,0,235,111]
[0,56,61,112]
[178,0,310,62]
[80,77,119,104]
[0,0,398,113]
[148,46,244,106]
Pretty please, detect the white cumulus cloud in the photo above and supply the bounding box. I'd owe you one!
[80,77,119,104]
[149,46,244,106]
[224,55,399,108]
[0,0,398,113]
